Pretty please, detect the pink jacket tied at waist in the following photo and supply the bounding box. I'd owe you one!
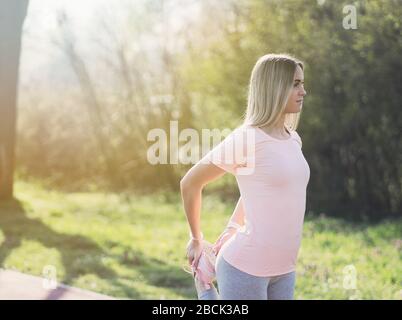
[191,242,217,290]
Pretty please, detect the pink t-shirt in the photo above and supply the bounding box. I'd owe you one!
[202,124,310,276]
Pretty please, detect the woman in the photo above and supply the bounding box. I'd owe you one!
[180,53,310,300]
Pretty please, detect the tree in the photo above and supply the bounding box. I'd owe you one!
[0,0,29,200]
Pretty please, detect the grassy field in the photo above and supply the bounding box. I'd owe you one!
[0,180,400,299]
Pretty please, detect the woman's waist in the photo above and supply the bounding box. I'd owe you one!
[232,229,303,249]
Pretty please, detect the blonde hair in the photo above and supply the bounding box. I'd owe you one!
[242,53,304,131]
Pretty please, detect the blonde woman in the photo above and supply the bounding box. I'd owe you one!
[180,53,310,300]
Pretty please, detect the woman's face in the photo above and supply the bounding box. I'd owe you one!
[284,65,306,113]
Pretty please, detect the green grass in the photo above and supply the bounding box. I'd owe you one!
[0,180,400,299]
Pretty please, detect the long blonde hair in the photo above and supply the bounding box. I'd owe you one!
[243,53,304,131]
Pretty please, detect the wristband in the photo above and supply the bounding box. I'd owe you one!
[226,221,242,230]
[189,232,204,241]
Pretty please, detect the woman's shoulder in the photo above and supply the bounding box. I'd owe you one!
[232,124,260,142]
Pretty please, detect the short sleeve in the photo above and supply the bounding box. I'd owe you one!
[201,126,256,175]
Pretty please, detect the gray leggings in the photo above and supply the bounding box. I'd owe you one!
[198,255,296,300]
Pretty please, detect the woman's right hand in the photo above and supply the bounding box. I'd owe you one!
[186,238,204,271]
[212,227,237,255]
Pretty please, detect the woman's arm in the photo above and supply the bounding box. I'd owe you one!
[180,161,226,240]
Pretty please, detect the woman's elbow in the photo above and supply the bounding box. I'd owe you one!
[179,176,188,192]
[180,175,202,194]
